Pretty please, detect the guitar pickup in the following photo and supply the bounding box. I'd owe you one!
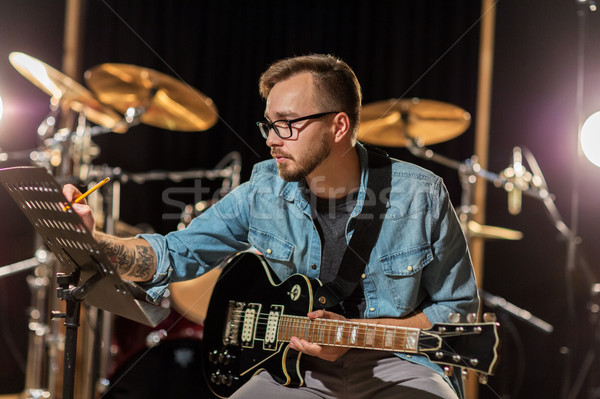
[241,303,261,348]
[263,304,284,351]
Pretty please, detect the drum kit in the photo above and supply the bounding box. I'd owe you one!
[0,52,237,399]
[0,52,562,399]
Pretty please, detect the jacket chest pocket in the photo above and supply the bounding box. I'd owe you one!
[377,243,433,314]
[248,227,295,263]
[380,243,433,276]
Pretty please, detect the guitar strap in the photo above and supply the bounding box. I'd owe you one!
[314,145,392,310]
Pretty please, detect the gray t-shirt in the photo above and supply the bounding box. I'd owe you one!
[304,188,366,318]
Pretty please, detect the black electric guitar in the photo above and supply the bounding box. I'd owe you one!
[202,252,500,398]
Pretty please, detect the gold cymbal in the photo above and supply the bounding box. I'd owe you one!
[357,98,471,147]
[84,63,218,131]
[8,52,126,132]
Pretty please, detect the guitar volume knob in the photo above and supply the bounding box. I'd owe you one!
[218,349,235,365]
[210,371,221,385]
[220,373,234,386]
[209,349,219,364]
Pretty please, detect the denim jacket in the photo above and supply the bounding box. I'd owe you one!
[140,143,479,395]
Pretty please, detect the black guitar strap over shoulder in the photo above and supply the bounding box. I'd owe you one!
[314,146,392,309]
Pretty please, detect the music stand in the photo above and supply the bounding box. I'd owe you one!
[0,166,170,399]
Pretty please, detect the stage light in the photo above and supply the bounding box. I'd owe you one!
[581,111,600,167]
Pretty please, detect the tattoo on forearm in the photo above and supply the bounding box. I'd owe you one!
[98,239,156,280]
[134,245,155,279]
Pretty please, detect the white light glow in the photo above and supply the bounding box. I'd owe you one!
[581,111,600,168]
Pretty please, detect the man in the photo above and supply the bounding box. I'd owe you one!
[64,54,478,398]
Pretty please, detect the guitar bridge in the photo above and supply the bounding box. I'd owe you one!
[222,300,262,348]
[223,300,243,346]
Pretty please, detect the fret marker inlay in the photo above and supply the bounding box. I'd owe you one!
[335,325,343,344]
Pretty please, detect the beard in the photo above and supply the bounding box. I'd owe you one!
[273,134,331,182]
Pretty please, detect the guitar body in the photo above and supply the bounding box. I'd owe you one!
[202,252,500,398]
[202,252,321,398]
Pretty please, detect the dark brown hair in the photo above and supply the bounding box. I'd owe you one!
[259,54,362,137]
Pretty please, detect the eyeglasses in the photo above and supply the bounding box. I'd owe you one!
[256,111,339,139]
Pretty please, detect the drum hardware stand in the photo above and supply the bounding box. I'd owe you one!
[23,251,52,399]
[36,106,60,140]
[479,290,553,334]
[88,174,119,399]
[86,155,242,186]
[0,253,46,279]
[0,249,55,399]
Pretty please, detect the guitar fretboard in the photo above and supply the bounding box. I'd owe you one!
[277,315,421,352]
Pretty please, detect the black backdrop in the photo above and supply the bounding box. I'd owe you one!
[1,1,599,398]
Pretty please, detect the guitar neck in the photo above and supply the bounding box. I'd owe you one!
[277,315,426,353]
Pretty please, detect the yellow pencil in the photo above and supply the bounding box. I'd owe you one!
[74,177,111,204]
[63,177,110,211]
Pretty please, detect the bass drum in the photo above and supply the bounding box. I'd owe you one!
[104,305,212,399]
[169,266,222,325]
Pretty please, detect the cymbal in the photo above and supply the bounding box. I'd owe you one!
[357,98,471,147]
[84,63,218,131]
[467,220,523,240]
[8,52,126,132]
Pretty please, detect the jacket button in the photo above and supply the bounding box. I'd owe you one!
[361,273,366,279]
[369,307,375,312]
[311,264,317,270]
[407,266,413,272]
[266,248,272,254]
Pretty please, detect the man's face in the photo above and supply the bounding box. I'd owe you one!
[264,72,332,182]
